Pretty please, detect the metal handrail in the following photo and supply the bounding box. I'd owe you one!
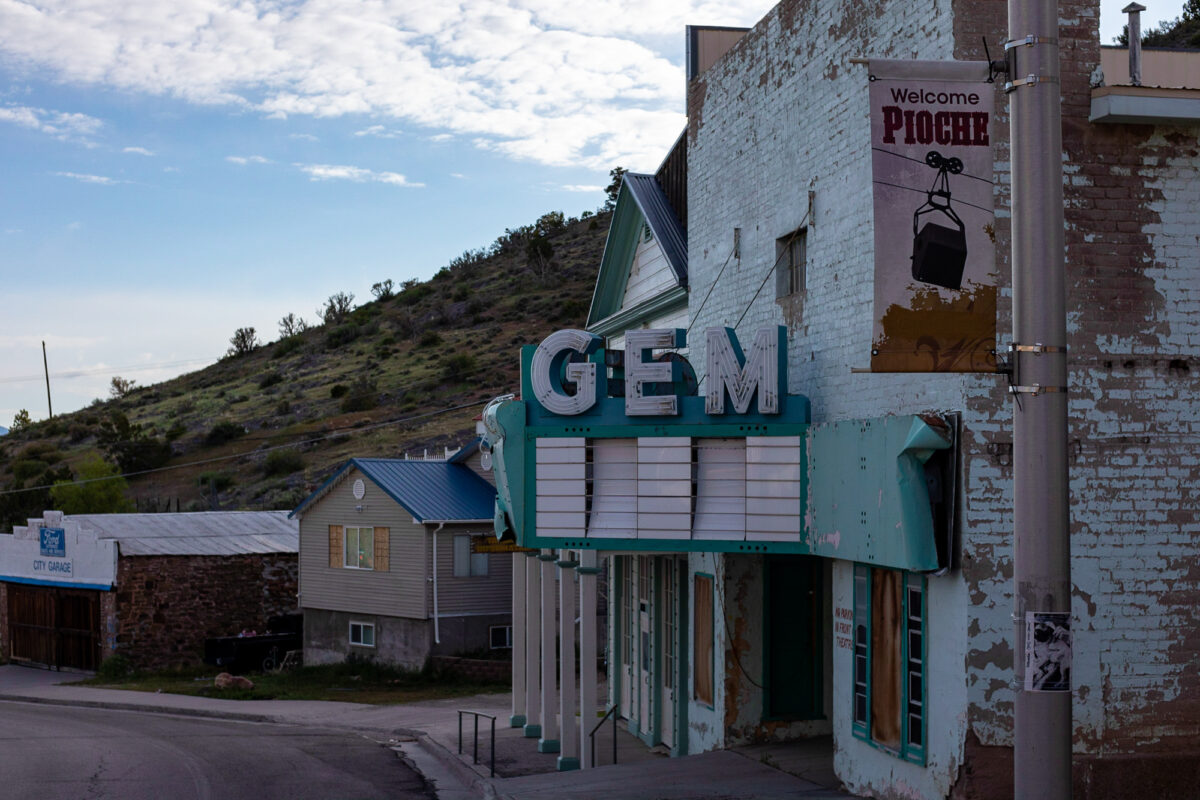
[588,704,619,767]
[457,709,497,777]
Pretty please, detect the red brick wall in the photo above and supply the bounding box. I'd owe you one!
[114,553,297,670]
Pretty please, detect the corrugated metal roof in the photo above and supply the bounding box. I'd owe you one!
[624,172,688,286]
[69,511,298,557]
[291,458,497,523]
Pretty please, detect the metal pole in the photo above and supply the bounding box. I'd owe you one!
[490,717,496,777]
[474,714,479,764]
[457,710,463,754]
[1125,3,1145,86]
[42,341,52,418]
[1007,1,1071,798]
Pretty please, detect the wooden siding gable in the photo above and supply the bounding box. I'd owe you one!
[298,468,427,619]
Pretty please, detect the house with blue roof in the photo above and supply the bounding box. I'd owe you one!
[290,441,509,668]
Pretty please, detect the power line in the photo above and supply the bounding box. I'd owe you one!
[0,399,489,498]
[0,357,219,385]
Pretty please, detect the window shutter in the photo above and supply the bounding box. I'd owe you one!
[373,527,390,572]
[775,249,790,299]
[329,525,343,568]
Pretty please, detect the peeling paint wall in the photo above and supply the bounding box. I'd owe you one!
[688,0,1199,796]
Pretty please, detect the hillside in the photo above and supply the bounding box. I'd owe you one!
[0,211,610,526]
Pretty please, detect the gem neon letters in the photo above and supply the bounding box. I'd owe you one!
[530,326,784,417]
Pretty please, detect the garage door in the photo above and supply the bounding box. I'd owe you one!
[6,583,102,671]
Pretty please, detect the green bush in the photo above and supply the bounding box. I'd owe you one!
[418,331,442,347]
[339,376,378,413]
[263,449,305,477]
[204,421,246,446]
[258,371,284,389]
[13,459,49,483]
[275,399,292,415]
[272,336,304,359]
[329,384,349,399]
[325,323,360,349]
[97,654,134,681]
[198,471,234,492]
[441,353,477,383]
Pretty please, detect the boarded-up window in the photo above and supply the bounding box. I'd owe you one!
[328,525,344,568]
[694,573,714,705]
[870,568,902,749]
[373,527,390,572]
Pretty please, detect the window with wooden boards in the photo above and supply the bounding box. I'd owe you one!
[694,573,715,706]
[328,525,389,571]
[852,563,925,764]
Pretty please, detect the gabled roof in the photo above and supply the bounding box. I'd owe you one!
[291,458,496,523]
[69,511,297,556]
[586,168,689,333]
[624,173,688,286]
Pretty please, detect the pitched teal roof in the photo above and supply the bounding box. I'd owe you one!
[291,458,496,523]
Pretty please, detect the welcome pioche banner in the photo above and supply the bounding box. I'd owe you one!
[868,59,996,373]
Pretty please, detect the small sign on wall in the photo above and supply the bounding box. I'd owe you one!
[1024,611,1071,692]
[39,527,66,558]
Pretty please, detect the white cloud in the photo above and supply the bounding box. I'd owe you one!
[295,163,424,187]
[562,184,603,192]
[429,133,453,142]
[288,132,318,141]
[54,171,120,185]
[123,145,154,155]
[450,172,466,179]
[226,154,270,164]
[354,124,401,138]
[0,1,775,171]
[0,104,103,144]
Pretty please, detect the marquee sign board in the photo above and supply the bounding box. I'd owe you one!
[483,327,952,571]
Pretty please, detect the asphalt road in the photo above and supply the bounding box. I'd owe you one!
[0,700,434,800]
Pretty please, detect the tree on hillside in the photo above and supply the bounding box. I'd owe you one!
[228,327,260,357]
[1117,0,1200,47]
[604,166,627,211]
[278,313,308,338]
[97,410,172,473]
[110,376,137,398]
[371,279,395,300]
[50,454,134,514]
[319,292,356,324]
[10,409,32,432]
[526,231,555,283]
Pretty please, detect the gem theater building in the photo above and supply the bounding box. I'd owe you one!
[486,1,1200,798]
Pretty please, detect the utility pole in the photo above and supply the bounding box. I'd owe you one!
[42,341,53,418]
[1006,0,1071,797]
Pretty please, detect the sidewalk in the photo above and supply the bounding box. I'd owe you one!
[0,664,860,800]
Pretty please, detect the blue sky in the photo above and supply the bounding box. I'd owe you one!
[0,0,1179,425]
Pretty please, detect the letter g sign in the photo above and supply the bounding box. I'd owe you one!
[530,329,602,415]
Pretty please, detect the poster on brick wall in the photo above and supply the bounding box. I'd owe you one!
[868,59,996,372]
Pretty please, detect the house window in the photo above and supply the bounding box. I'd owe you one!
[344,526,374,570]
[694,573,714,706]
[349,621,375,648]
[452,535,489,577]
[489,625,513,649]
[642,223,654,243]
[852,564,925,764]
[775,227,807,298]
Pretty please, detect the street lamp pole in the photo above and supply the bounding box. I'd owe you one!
[1006,0,1072,797]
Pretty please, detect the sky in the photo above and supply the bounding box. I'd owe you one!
[0,0,1183,426]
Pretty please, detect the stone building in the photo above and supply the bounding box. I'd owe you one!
[487,1,1200,798]
[0,510,298,671]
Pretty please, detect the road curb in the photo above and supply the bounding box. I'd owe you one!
[396,728,500,800]
[0,692,277,725]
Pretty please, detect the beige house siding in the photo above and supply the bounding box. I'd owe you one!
[427,527,512,616]
[297,467,428,619]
